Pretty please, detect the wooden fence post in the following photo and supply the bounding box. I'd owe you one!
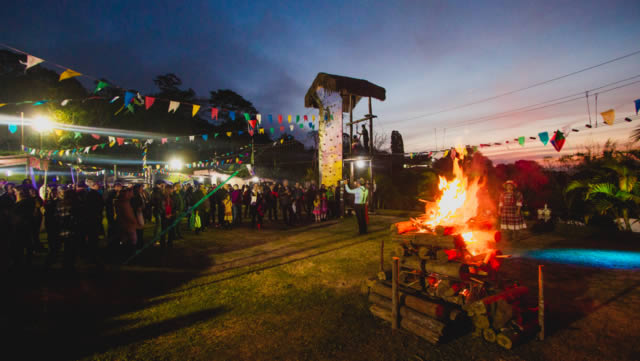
[392,257,400,331]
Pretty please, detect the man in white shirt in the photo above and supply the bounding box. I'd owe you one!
[344,178,368,234]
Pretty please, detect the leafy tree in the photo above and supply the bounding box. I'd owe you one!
[566,157,640,231]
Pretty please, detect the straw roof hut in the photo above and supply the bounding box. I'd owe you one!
[304,72,386,113]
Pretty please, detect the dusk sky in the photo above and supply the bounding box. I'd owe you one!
[2,0,640,163]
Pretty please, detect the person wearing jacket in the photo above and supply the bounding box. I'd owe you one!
[344,178,369,235]
[279,183,293,227]
[116,188,140,250]
[85,180,105,262]
[150,182,165,241]
[172,183,184,238]
[231,185,242,225]
[131,184,146,249]
[162,185,176,247]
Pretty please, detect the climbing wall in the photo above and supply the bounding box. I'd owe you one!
[317,88,343,187]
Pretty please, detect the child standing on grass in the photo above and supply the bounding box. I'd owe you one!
[223,194,233,229]
[320,191,328,221]
[312,194,321,222]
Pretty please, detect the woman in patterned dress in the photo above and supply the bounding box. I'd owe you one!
[499,180,526,241]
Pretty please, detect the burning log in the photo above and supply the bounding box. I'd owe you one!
[392,232,459,249]
[390,221,417,234]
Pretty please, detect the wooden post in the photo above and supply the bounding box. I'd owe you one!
[379,237,384,273]
[368,97,373,155]
[391,257,400,330]
[538,264,544,340]
[349,95,353,158]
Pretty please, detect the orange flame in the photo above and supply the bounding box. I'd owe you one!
[423,156,482,228]
[415,153,494,255]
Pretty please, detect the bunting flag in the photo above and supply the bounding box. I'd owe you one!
[244,113,250,121]
[289,124,294,131]
[161,138,168,144]
[276,114,282,123]
[296,115,300,123]
[168,101,180,113]
[249,119,257,129]
[635,99,640,115]
[299,123,304,129]
[61,99,70,106]
[550,130,566,152]
[211,107,219,120]
[269,114,273,123]
[8,124,17,133]
[280,126,285,132]
[54,129,63,136]
[229,111,235,121]
[249,130,254,137]
[304,115,308,121]
[0,103,6,108]
[59,69,82,81]
[94,80,109,93]
[91,134,100,140]
[192,104,200,117]
[110,96,120,103]
[270,127,274,134]
[227,132,232,137]
[145,96,155,110]
[601,109,615,125]
[124,91,135,106]
[257,114,262,124]
[259,128,265,134]
[202,134,208,141]
[74,132,82,139]
[189,135,195,141]
[287,115,292,123]
[33,100,48,105]
[518,136,525,146]
[20,55,44,71]
[538,132,549,145]
[312,115,315,121]
[116,137,125,146]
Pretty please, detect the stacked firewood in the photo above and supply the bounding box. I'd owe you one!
[369,222,537,349]
[462,286,537,349]
[367,280,462,344]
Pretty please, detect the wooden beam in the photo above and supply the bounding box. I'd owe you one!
[345,115,377,126]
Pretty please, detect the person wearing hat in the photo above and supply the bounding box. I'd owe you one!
[344,178,369,234]
[499,180,526,241]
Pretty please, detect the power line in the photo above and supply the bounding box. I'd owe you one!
[387,48,640,124]
[401,75,640,134]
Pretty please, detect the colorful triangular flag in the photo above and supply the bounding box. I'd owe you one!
[244,113,250,121]
[538,132,549,145]
[600,109,615,125]
[168,101,180,113]
[20,55,44,71]
[229,111,235,121]
[635,99,640,115]
[145,96,155,110]
[192,104,200,117]
[518,136,525,146]
[124,91,135,105]
[59,69,82,81]
[94,80,109,93]
[8,124,17,134]
[257,114,262,124]
[550,130,565,152]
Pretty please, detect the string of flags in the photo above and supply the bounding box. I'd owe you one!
[405,110,638,159]
[0,45,326,132]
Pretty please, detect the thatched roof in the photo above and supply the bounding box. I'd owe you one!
[304,73,386,113]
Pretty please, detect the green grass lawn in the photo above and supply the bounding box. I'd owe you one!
[7,214,640,360]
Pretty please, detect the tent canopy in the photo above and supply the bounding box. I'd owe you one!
[304,72,386,113]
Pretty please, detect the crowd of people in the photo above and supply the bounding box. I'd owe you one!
[0,176,374,273]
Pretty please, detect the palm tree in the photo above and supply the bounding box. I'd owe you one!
[566,161,640,231]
